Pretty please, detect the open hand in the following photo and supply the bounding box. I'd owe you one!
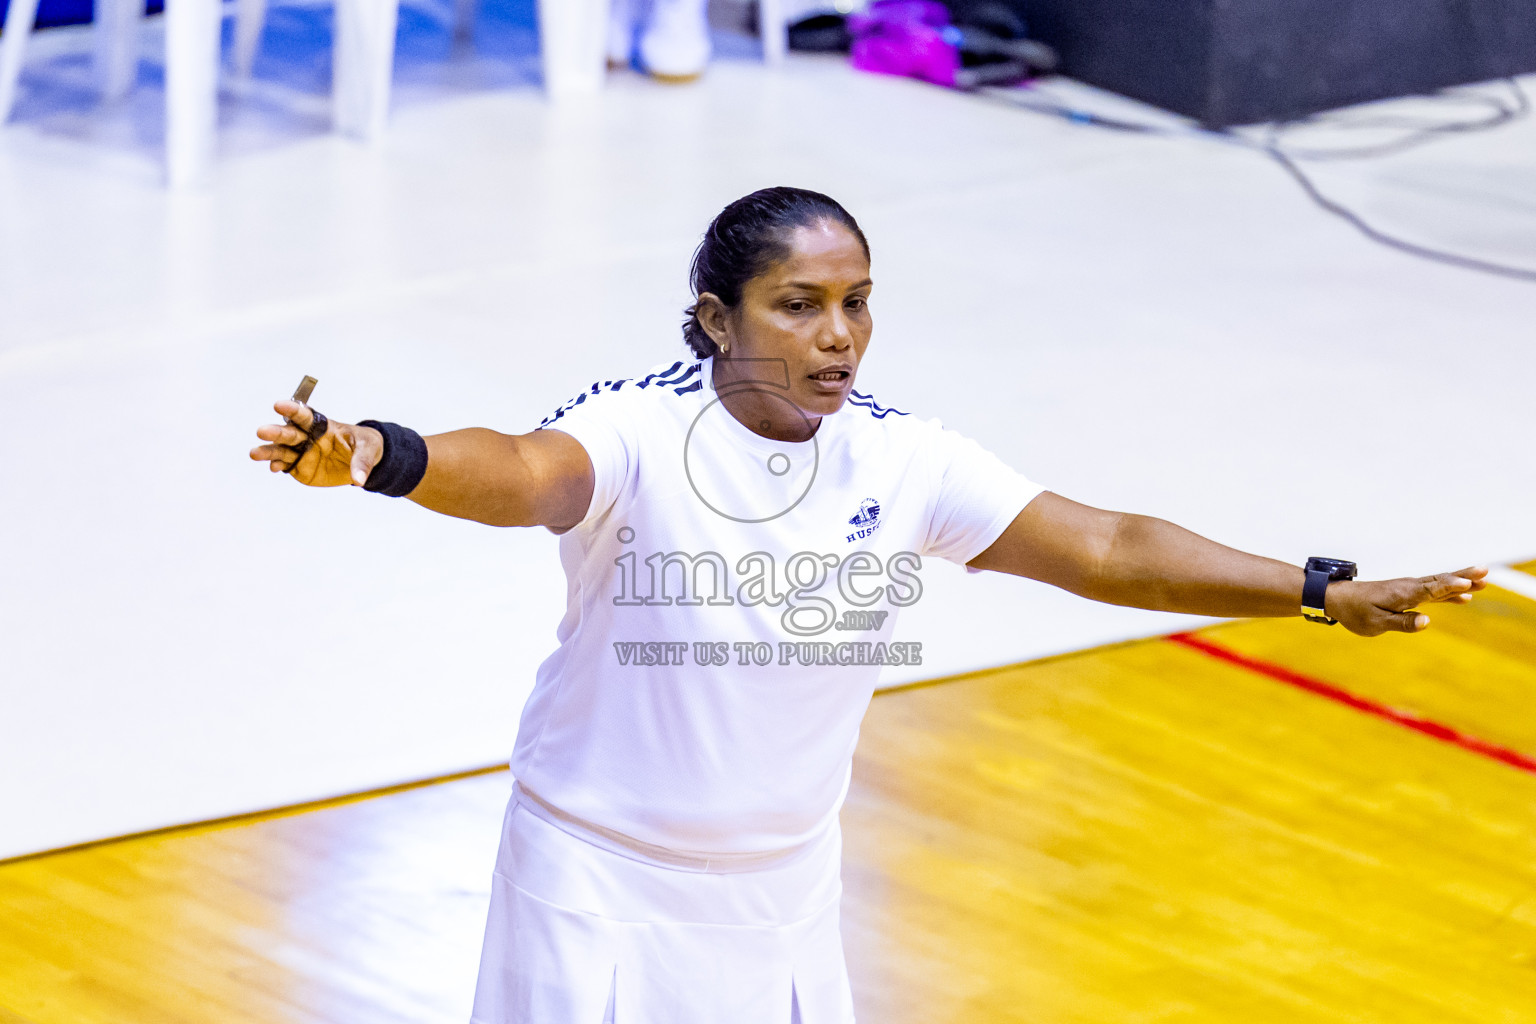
[1326,567,1488,636]
[249,400,384,487]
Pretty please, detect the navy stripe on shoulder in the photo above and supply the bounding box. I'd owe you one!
[539,361,705,427]
[663,363,701,391]
[541,380,608,427]
[635,361,685,388]
[846,389,908,419]
[658,362,696,385]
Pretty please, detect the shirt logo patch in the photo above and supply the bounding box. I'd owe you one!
[846,499,882,542]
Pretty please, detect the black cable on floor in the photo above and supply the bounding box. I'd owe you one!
[1264,81,1527,161]
[1258,129,1536,284]
[974,78,1536,285]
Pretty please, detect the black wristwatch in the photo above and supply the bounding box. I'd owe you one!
[1302,557,1358,624]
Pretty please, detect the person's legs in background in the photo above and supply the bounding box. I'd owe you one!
[610,0,713,81]
[607,0,635,67]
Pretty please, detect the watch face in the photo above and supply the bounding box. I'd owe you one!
[1307,557,1358,581]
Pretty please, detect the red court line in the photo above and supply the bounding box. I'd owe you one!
[1167,632,1536,776]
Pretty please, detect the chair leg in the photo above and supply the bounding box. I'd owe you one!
[536,0,607,97]
[452,0,477,42]
[165,0,222,187]
[758,0,785,65]
[333,0,399,141]
[233,0,271,79]
[95,0,145,102]
[0,0,43,123]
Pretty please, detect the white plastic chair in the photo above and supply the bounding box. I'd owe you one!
[0,0,147,117]
[227,0,406,143]
[96,0,146,101]
[0,0,46,122]
[164,0,223,186]
[536,0,606,97]
[1,0,397,185]
[759,0,787,64]
[330,0,402,140]
[233,0,402,142]
[0,0,221,185]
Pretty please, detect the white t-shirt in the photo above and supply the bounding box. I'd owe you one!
[510,356,1044,855]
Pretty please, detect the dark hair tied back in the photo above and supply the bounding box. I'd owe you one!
[683,187,870,359]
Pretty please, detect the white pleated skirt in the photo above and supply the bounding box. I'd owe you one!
[470,786,857,1024]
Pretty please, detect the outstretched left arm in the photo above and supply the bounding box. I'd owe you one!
[968,492,1487,637]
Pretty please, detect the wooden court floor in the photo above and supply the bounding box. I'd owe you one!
[4,571,1536,1023]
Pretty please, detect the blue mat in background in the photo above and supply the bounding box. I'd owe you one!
[0,0,535,31]
[0,0,158,27]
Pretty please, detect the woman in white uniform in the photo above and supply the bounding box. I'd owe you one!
[250,187,1485,1024]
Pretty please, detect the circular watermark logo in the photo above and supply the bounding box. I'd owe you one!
[683,365,820,524]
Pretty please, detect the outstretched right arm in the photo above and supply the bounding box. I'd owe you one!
[249,399,595,530]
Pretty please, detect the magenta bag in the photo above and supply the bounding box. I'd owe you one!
[847,0,962,88]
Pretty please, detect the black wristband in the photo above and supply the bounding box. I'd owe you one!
[357,420,429,497]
